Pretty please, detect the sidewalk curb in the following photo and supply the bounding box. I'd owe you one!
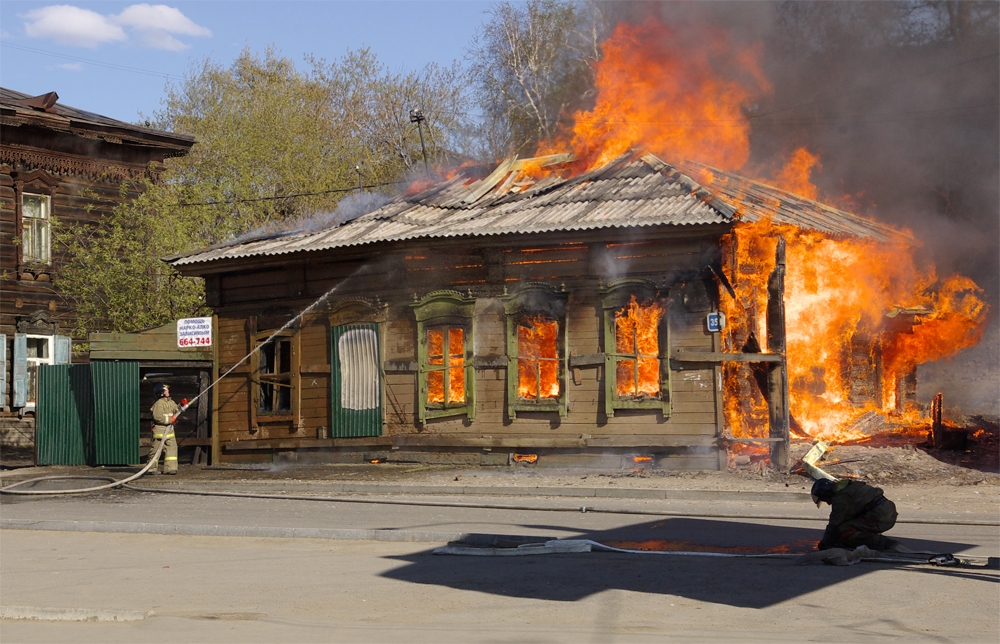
[119,481,815,503]
[0,605,147,622]
[0,519,522,543]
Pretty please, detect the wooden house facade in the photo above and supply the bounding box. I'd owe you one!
[0,89,194,443]
[169,153,898,469]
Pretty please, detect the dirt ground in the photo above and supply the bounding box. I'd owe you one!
[3,416,997,494]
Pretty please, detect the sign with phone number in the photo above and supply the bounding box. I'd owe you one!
[177,317,212,348]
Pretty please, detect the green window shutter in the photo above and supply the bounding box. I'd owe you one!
[54,335,72,364]
[13,333,27,408]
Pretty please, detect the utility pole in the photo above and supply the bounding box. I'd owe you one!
[355,164,363,191]
[409,109,430,177]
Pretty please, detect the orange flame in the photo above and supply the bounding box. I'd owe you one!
[538,18,770,172]
[771,147,822,201]
[427,327,466,405]
[517,315,561,400]
[615,296,665,397]
[721,219,988,443]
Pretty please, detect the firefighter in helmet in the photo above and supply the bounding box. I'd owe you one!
[149,383,180,475]
[811,478,898,551]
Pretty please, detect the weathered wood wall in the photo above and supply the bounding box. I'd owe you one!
[208,228,729,467]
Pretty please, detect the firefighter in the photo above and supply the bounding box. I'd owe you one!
[149,383,180,475]
[811,478,899,551]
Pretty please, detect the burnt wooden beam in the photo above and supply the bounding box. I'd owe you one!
[671,350,783,364]
[222,434,721,451]
[766,237,790,471]
[569,353,604,368]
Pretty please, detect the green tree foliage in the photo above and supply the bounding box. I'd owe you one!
[468,0,606,158]
[56,47,472,335]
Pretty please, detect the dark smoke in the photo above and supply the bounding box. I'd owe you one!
[595,1,999,413]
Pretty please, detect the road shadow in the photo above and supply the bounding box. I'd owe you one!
[380,517,983,608]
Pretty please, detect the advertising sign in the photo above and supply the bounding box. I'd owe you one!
[177,317,212,348]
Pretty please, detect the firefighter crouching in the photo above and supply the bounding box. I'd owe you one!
[149,383,180,475]
[812,478,899,551]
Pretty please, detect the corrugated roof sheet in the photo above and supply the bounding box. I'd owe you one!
[168,152,904,269]
[680,160,902,242]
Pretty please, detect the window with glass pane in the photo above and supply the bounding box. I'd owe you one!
[22,194,51,264]
[426,327,466,407]
[25,336,51,406]
[257,336,292,414]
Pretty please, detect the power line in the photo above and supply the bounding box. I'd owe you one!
[1,42,182,80]
[177,180,410,207]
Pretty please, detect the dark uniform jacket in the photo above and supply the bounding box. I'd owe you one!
[819,480,898,550]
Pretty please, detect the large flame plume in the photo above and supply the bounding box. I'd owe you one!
[531,16,988,443]
[538,19,770,172]
[720,219,988,442]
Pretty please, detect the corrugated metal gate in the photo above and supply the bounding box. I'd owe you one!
[92,361,140,465]
[36,364,93,465]
[36,361,140,466]
[330,324,382,437]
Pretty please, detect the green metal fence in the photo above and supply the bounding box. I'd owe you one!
[92,361,140,465]
[36,361,140,466]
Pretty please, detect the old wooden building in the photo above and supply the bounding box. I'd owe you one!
[1,89,194,444]
[168,153,897,469]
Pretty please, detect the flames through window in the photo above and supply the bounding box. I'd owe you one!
[614,295,664,398]
[516,315,560,401]
[426,327,466,406]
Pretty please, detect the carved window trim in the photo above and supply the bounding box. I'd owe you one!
[600,279,672,418]
[13,170,59,271]
[501,283,568,419]
[410,290,475,424]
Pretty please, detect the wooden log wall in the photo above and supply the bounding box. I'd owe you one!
[209,228,729,466]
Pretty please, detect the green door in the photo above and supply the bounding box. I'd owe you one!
[36,364,93,465]
[92,361,140,465]
[330,324,382,437]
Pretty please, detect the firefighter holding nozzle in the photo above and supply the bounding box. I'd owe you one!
[149,383,180,475]
[811,478,900,551]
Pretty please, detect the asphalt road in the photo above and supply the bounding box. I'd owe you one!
[1,490,998,643]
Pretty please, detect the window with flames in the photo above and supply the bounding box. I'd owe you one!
[502,283,568,418]
[412,290,476,423]
[601,280,671,418]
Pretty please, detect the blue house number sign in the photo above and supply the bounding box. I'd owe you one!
[706,312,726,333]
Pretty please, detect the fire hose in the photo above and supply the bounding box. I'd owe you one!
[1,268,371,498]
[0,421,176,495]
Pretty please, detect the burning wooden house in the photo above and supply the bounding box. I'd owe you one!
[167,152,936,469]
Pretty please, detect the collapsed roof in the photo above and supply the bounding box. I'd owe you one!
[167,152,903,269]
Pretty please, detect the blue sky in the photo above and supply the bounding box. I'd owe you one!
[1,1,492,123]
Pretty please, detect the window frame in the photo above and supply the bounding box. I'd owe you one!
[600,279,672,418]
[501,283,569,419]
[21,193,52,266]
[411,290,475,424]
[250,329,300,428]
[23,334,54,410]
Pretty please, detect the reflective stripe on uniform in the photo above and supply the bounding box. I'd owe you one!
[152,432,175,439]
[165,456,178,461]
